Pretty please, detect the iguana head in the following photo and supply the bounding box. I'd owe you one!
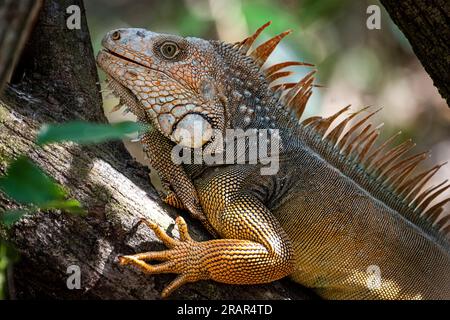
[97,23,313,150]
[97,28,229,149]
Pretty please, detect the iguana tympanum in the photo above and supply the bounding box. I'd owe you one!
[96,22,450,299]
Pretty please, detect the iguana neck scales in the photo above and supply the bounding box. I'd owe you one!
[96,22,450,299]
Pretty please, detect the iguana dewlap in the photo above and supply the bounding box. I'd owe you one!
[96,22,450,299]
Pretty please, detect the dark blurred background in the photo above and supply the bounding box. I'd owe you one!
[86,0,450,196]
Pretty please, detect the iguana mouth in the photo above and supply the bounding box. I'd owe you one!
[100,48,149,70]
[103,76,150,122]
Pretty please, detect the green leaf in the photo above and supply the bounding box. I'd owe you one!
[0,240,19,300]
[0,157,85,217]
[0,209,29,228]
[0,156,66,206]
[41,199,86,215]
[36,121,142,145]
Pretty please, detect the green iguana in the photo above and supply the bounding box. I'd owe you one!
[96,22,450,299]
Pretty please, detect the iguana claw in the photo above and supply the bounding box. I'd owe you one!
[119,217,203,298]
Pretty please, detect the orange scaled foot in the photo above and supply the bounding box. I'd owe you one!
[118,217,206,298]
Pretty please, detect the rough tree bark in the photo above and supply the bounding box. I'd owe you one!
[0,0,42,93]
[380,0,450,107]
[0,0,313,299]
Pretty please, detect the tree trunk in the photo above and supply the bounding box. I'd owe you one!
[0,0,42,93]
[0,0,313,300]
[380,0,450,107]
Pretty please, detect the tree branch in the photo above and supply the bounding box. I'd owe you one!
[380,0,450,107]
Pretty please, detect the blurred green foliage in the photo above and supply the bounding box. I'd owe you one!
[0,240,18,300]
[1,210,29,228]
[37,120,141,145]
[1,157,70,208]
[0,156,85,227]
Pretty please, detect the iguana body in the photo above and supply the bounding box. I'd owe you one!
[96,23,450,299]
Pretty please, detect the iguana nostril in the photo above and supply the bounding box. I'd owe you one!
[173,114,212,148]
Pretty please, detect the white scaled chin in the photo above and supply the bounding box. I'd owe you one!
[172,113,213,148]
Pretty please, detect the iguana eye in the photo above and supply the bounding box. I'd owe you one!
[112,31,121,40]
[160,42,180,59]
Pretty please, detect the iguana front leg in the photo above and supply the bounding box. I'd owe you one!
[140,127,218,236]
[106,77,214,233]
[119,180,295,297]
